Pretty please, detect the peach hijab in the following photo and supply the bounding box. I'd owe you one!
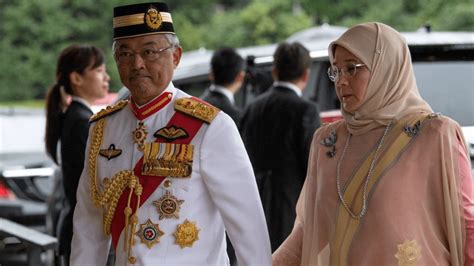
[328,22,432,135]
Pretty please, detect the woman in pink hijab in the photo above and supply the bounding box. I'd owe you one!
[272,22,473,265]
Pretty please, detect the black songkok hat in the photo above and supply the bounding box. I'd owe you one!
[113,2,175,40]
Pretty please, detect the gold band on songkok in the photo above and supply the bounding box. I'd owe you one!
[113,11,173,28]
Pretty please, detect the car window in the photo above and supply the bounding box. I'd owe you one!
[413,61,474,127]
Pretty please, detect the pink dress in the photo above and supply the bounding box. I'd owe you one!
[273,114,473,265]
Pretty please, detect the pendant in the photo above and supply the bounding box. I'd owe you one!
[153,191,184,220]
[132,121,148,151]
[135,219,165,249]
[174,219,200,248]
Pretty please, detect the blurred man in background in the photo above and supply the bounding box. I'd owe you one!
[201,47,245,125]
[240,42,321,252]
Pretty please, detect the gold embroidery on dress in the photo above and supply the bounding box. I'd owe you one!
[394,239,422,266]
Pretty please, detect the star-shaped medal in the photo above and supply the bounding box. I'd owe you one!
[174,219,200,248]
[153,191,185,220]
[135,219,164,249]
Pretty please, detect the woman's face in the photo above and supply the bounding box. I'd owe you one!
[75,63,110,102]
[333,46,370,113]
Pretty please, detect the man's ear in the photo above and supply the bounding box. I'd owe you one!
[236,71,245,82]
[302,68,310,83]
[173,46,183,69]
[271,67,278,81]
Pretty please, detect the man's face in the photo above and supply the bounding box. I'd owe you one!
[114,34,182,105]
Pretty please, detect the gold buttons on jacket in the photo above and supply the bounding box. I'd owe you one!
[163,179,172,188]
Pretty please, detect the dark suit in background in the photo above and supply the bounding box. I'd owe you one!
[240,85,320,251]
[240,42,320,252]
[201,86,242,124]
[58,99,92,260]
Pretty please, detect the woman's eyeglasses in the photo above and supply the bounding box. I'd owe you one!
[327,63,365,82]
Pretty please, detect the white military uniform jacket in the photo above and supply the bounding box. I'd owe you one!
[71,83,271,266]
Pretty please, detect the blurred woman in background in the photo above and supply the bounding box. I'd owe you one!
[45,44,109,265]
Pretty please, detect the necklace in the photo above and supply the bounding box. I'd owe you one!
[336,122,392,219]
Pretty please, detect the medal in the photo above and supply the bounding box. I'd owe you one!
[153,191,184,220]
[174,219,200,248]
[135,219,164,249]
[132,121,147,151]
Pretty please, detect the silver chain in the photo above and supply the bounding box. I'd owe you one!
[336,122,392,219]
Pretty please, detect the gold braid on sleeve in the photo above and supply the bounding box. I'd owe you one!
[88,118,143,264]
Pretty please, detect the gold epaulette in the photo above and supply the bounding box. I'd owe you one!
[90,100,129,123]
[174,97,220,124]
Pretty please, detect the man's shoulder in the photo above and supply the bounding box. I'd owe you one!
[89,100,129,123]
[174,96,220,124]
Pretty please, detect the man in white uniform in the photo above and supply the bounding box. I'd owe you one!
[70,2,271,265]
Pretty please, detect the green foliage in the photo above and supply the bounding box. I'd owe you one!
[0,0,472,102]
[434,2,474,31]
[0,99,45,109]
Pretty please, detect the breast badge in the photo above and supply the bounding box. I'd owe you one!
[174,219,200,248]
[99,144,122,160]
[133,121,148,151]
[135,219,164,249]
[153,191,184,219]
[394,239,421,266]
[154,125,188,142]
[142,142,194,177]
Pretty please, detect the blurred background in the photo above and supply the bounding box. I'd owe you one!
[0,0,473,265]
[0,0,473,102]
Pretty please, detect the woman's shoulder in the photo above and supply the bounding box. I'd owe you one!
[422,113,461,134]
[415,113,463,144]
[313,119,345,142]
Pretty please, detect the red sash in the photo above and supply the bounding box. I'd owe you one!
[110,111,205,248]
